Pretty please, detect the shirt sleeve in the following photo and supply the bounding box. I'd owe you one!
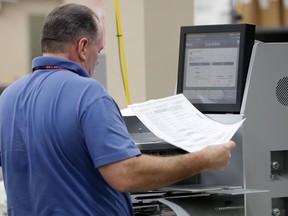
[81,96,141,168]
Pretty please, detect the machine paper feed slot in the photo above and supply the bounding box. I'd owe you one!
[129,132,179,151]
[129,132,166,145]
[160,184,268,195]
[204,187,269,195]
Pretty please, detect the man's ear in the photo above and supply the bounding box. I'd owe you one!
[77,37,89,61]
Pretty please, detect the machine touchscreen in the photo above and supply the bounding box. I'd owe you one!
[177,24,255,114]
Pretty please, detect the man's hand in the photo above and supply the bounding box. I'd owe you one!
[198,141,236,172]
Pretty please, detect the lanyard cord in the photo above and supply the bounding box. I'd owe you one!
[32,65,77,74]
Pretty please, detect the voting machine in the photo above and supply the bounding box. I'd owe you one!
[126,23,288,216]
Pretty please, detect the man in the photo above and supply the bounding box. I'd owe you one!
[0,3,235,216]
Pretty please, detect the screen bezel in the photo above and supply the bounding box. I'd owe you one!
[176,24,255,114]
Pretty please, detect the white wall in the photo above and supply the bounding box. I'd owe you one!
[0,0,62,85]
[0,0,194,109]
[104,0,194,108]
[144,0,194,101]
[104,1,146,108]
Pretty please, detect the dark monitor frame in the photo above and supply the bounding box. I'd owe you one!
[177,24,255,114]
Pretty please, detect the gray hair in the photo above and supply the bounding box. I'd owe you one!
[41,3,101,53]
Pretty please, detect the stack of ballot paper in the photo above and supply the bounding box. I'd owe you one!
[124,94,244,153]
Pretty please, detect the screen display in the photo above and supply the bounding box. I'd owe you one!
[183,32,240,104]
[177,24,255,114]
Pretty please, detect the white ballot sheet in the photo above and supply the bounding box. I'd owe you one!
[128,94,244,152]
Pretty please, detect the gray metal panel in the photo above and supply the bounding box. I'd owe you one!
[242,43,288,216]
[201,114,244,187]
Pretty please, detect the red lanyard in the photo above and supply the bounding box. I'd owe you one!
[32,66,76,73]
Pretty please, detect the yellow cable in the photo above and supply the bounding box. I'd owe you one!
[236,0,243,15]
[114,0,131,105]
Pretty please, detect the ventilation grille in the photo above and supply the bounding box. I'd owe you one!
[276,76,288,106]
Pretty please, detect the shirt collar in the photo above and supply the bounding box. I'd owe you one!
[32,56,89,78]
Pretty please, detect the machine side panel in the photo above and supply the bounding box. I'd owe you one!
[242,43,288,216]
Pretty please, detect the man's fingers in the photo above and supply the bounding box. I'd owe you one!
[227,141,236,149]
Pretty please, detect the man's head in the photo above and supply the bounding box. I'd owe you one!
[41,3,104,76]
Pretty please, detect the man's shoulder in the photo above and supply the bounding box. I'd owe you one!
[0,75,29,96]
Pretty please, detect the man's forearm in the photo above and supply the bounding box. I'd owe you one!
[99,141,235,192]
[122,153,207,192]
[99,152,207,192]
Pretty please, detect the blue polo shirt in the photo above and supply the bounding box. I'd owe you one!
[0,56,141,215]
